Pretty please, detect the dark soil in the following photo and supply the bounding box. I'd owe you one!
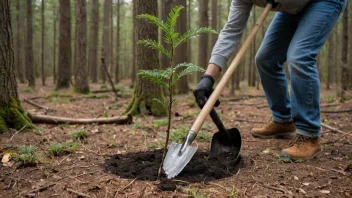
[105,149,243,190]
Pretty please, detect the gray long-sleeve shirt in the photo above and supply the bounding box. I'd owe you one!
[209,0,311,69]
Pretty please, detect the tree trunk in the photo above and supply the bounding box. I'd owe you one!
[131,0,136,86]
[115,0,120,83]
[0,0,34,133]
[160,0,173,69]
[16,0,24,83]
[41,0,45,86]
[174,0,189,94]
[53,4,57,83]
[327,35,334,90]
[251,6,256,87]
[74,0,89,94]
[26,0,35,88]
[57,0,71,89]
[197,0,209,80]
[100,0,111,83]
[187,0,192,77]
[124,0,166,116]
[211,0,218,47]
[89,0,99,83]
[110,0,114,76]
[341,7,348,102]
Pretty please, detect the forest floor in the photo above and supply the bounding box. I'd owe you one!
[0,78,351,198]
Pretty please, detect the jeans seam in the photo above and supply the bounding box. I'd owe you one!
[305,2,339,120]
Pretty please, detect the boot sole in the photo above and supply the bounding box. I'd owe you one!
[251,132,295,139]
[279,150,322,163]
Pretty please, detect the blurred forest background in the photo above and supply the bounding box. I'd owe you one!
[9,0,352,99]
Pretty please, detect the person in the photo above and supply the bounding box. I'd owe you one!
[193,0,346,162]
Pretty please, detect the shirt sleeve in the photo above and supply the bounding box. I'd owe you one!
[209,0,253,69]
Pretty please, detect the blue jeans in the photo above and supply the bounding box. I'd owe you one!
[255,0,346,138]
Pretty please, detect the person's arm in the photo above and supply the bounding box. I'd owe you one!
[206,0,253,78]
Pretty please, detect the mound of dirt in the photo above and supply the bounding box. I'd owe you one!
[105,149,243,190]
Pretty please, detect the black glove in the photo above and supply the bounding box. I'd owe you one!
[193,74,220,108]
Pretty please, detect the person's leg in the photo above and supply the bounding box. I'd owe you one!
[281,0,346,160]
[252,12,299,138]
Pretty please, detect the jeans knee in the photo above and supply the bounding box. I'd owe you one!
[255,51,271,72]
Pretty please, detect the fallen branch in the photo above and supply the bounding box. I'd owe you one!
[321,123,352,137]
[28,114,132,125]
[314,166,347,176]
[91,89,118,94]
[67,188,90,197]
[321,109,352,113]
[224,95,266,102]
[234,119,266,124]
[8,125,27,142]
[101,57,119,100]
[256,104,269,109]
[24,98,50,114]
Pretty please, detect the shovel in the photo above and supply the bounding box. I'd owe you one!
[163,3,274,179]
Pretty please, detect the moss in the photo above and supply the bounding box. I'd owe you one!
[0,97,35,133]
[73,87,90,94]
[148,97,167,117]
[0,116,8,133]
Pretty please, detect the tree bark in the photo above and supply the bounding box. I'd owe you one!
[53,4,57,83]
[26,0,35,88]
[160,0,173,69]
[124,0,166,116]
[327,35,334,90]
[211,0,218,47]
[115,0,120,83]
[100,0,111,83]
[341,6,349,102]
[74,0,89,94]
[0,0,34,133]
[174,0,189,94]
[89,0,99,83]
[41,0,45,86]
[15,0,24,83]
[57,0,71,89]
[197,0,209,79]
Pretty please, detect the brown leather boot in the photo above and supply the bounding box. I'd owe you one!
[251,120,296,139]
[280,134,322,162]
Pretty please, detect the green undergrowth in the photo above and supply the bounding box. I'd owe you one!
[49,141,80,156]
[13,145,38,166]
[70,129,88,141]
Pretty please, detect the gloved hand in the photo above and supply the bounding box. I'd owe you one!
[193,74,220,108]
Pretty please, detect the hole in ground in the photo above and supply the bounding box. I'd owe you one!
[104,149,244,191]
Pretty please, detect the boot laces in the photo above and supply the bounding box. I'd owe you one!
[264,119,276,129]
[288,134,308,148]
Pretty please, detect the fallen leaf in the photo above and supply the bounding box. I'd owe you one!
[1,153,11,163]
[298,188,306,194]
[262,148,271,154]
[319,190,330,194]
[302,182,310,186]
[294,176,299,181]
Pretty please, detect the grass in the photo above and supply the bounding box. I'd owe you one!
[152,119,168,128]
[325,95,335,103]
[21,88,36,93]
[171,126,188,143]
[70,129,88,141]
[87,93,110,99]
[49,142,80,156]
[13,145,38,166]
[100,84,108,90]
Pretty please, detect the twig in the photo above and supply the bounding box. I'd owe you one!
[256,104,269,109]
[67,188,90,197]
[24,98,50,114]
[117,178,137,193]
[321,109,352,113]
[101,57,119,100]
[81,144,102,156]
[24,183,56,195]
[57,155,70,165]
[234,119,265,124]
[8,125,27,142]
[209,182,229,192]
[321,123,352,137]
[314,166,347,176]
[251,176,287,194]
[320,103,339,108]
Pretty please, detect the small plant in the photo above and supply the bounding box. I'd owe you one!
[21,88,36,93]
[137,5,216,177]
[100,84,108,90]
[58,122,70,128]
[325,95,335,103]
[13,145,38,166]
[231,186,238,196]
[171,126,188,143]
[70,129,88,141]
[49,142,80,156]
[188,188,207,198]
[197,132,212,142]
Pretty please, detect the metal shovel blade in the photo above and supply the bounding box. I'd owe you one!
[210,127,242,160]
[163,142,198,179]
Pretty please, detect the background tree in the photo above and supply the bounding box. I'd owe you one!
[341,5,349,102]
[15,0,24,83]
[115,0,120,83]
[57,0,71,89]
[0,0,34,133]
[41,0,45,86]
[124,0,166,116]
[53,3,57,83]
[197,0,209,79]
[100,0,112,83]
[74,0,89,93]
[174,0,189,94]
[26,0,35,88]
[88,0,99,83]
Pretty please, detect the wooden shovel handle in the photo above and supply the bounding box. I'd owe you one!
[191,3,273,133]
